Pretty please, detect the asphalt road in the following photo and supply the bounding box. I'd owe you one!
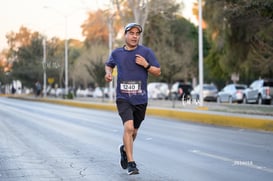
[0,97,273,181]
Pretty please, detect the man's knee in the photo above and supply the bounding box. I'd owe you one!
[124,120,135,134]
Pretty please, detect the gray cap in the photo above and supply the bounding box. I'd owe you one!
[124,23,142,33]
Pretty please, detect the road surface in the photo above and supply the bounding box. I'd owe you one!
[0,97,273,181]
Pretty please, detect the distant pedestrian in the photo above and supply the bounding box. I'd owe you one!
[11,86,16,94]
[105,23,161,175]
[35,81,42,97]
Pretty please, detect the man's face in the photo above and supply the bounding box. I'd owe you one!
[125,27,141,48]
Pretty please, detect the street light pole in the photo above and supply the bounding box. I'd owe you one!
[107,2,115,102]
[43,38,47,97]
[198,0,204,107]
[64,16,68,96]
[43,6,69,97]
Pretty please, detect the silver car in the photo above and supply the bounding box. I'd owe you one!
[147,82,169,100]
[243,79,273,104]
[190,84,218,102]
[217,84,247,104]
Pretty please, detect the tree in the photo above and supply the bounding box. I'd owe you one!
[85,57,106,99]
[81,10,110,46]
[203,0,273,84]
[6,28,40,87]
[0,51,9,89]
[5,26,82,90]
[143,0,201,84]
[72,43,108,90]
[6,26,35,51]
[11,36,44,88]
[80,9,117,90]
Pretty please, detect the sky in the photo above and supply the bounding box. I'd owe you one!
[0,0,196,50]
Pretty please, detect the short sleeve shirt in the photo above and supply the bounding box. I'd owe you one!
[105,45,160,105]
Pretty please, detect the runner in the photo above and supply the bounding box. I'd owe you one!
[104,23,161,175]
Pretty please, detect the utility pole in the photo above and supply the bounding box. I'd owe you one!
[198,0,204,107]
[64,16,68,96]
[43,38,47,97]
[43,6,69,97]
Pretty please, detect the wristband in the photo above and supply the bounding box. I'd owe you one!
[145,64,151,70]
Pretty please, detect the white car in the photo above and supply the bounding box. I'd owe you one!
[190,84,218,102]
[49,88,64,97]
[147,82,169,100]
[243,79,273,104]
[76,88,93,97]
[217,84,247,103]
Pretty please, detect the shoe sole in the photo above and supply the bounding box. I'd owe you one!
[128,170,139,175]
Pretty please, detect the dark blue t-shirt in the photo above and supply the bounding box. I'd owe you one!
[106,45,160,105]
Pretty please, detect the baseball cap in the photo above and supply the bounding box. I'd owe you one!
[124,23,142,33]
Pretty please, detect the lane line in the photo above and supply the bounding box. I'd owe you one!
[190,149,273,174]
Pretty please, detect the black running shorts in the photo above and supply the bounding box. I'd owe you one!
[116,99,147,129]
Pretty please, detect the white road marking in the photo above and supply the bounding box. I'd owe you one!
[145,137,153,141]
[112,129,118,132]
[190,149,273,174]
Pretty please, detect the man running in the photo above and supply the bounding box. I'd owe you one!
[104,23,161,175]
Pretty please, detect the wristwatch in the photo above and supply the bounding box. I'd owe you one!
[145,64,151,70]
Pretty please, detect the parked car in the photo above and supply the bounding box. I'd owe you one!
[48,88,64,97]
[243,79,273,105]
[190,84,218,102]
[76,88,93,97]
[170,82,193,100]
[93,87,105,98]
[147,82,169,100]
[92,87,114,98]
[217,84,247,104]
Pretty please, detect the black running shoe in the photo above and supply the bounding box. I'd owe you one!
[127,161,139,175]
[119,145,128,169]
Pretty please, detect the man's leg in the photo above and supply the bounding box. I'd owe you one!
[123,120,137,162]
[123,120,139,174]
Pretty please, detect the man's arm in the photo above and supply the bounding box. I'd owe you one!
[146,65,161,77]
[104,65,113,82]
[135,54,161,77]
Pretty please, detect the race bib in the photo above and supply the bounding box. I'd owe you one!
[120,81,142,94]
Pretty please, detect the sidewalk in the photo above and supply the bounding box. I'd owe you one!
[76,96,273,117]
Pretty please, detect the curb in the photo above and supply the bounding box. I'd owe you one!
[147,107,273,132]
[8,96,273,132]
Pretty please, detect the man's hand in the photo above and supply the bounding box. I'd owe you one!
[135,54,149,68]
[105,72,113,82]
